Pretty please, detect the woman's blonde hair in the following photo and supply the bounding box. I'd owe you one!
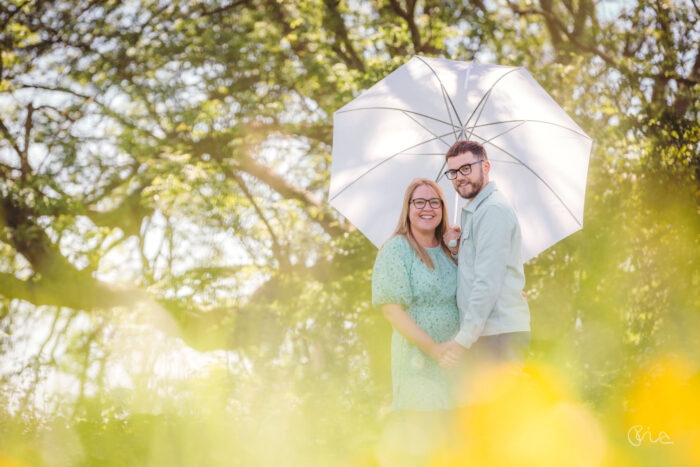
[390,178,455,269]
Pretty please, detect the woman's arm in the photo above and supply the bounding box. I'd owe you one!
[381,303,449,365]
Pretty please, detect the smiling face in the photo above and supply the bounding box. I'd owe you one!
[447,150,490,200]
[408,184,442,239]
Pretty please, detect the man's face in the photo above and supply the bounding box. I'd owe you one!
[447,151,489,200]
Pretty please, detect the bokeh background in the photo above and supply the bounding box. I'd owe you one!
[0,0,698,465]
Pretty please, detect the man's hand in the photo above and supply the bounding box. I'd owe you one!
[429,342,452,368]
[439,340,466,369]
[443,225,461,255]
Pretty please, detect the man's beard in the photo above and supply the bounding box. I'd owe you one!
[456,174,484,199]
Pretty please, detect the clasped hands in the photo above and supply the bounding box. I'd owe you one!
[431,340,466,369]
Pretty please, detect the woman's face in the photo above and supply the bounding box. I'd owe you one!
[408,184,442,237]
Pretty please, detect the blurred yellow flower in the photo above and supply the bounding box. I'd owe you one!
[432,362,606,467]
[626,355,700,465]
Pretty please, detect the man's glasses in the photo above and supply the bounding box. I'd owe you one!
[410,198,442,209]
[443,160,484,180]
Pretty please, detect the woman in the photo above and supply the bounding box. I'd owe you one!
[372,178,460,412]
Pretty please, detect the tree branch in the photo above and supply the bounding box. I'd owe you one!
[0,194,147,307]
[0,271,139,310]
[227,168,289,268]
[0,117,23,159]
[86,187,154,237]
[18,83,93,100]
[19,306,62,411]
[323,0,366,72]
[508,1,699,87]
[0,161,17,178]
[388,0,421,53]
[235,152,350,237]
[20,102,33,179]
[198,0,249,17]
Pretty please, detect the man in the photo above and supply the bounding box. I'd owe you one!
[440,140,530,369]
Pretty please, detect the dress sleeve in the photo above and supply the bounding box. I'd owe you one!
[372,236,413,309]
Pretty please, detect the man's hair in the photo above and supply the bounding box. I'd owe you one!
[445,140,487,161]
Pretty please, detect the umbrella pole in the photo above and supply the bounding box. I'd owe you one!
[453,191,459,227]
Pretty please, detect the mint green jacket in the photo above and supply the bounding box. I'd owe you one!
[454,182,530,349]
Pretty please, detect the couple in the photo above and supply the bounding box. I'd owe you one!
[372,140,530,412]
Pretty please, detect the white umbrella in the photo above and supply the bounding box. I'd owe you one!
[329,56,592,262]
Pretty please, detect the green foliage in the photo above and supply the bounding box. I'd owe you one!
[0,0,698,465]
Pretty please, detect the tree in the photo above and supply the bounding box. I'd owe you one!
[0,0,698,463]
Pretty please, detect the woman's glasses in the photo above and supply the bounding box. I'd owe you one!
[410,198,442,209]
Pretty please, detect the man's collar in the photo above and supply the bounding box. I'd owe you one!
[463,181,497,213]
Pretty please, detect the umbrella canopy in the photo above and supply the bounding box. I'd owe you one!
[329,56,592,262]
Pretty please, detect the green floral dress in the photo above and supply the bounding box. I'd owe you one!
[372,235,460,411]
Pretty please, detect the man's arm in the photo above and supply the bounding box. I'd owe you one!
[454,205,512,349]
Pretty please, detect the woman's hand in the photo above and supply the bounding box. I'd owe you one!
[429,342,453,368]
[429,341,466,369]
[382,303,444,364]
[443,225,461,255]
[382,304,464,369]
[439,340,466,369]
